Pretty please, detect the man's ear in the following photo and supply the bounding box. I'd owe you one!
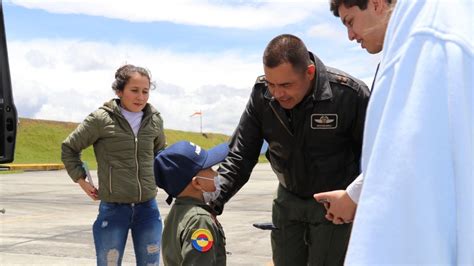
[372,0,386,14]
[307,64,316,80]
[191,177,202,190]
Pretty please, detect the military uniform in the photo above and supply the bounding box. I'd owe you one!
[162,197,226,266]
[214,52,370,265]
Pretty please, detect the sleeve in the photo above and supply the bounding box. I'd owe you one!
[345,27,473,264]
[153,113,166,156]
[346,173,364,203]
[61,112,101,182]
[180,215,220,266]
[212,84,264,214]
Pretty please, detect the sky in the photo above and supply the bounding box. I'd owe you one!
[4,0,380,135]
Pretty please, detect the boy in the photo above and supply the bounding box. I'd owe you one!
[154,141,229,266]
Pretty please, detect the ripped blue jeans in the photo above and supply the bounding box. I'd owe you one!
[93,199,162,266]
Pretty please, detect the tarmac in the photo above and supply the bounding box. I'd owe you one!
[0,163,278,265]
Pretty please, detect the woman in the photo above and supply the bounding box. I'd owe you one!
[61,64,166,265]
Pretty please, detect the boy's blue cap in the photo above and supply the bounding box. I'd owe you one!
[154,141,229,204]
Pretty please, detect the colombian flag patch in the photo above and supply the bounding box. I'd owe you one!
[191,228,214,252]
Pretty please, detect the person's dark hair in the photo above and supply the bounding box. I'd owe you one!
[111,64,156,92]
[330,0,392,17]
[263,34,312,73]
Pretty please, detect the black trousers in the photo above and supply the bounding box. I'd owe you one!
[271,185,352,266]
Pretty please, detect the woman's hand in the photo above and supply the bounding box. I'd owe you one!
[77,178,99,200]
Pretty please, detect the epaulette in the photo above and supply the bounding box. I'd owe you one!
[255,75,266,84]
[326,67,363,92]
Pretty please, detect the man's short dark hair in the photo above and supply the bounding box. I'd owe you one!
[263,34,311,73]
[330,0,392,17]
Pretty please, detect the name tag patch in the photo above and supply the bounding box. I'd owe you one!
[311,114,338,129]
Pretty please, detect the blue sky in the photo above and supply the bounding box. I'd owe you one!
[4,0,379,134]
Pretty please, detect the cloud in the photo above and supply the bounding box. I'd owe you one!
[7,0,380,135]
[307,22,347,41]
[326,50,381,88]
[9,35,379,134]
[11,0,327,30]
[152,89,248,134]
[8,38,260,134]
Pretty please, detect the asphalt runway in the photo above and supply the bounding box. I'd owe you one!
[0,163,278,265]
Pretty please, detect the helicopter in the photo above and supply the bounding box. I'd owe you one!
[0,0,17,164]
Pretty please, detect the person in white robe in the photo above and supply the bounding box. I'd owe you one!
[315,0,473,264]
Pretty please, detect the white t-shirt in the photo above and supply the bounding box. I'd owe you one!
[120,106,143,137]
[346,173,363,203]
[346,0,473,264]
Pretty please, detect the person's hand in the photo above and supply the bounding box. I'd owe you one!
[314,190,356,225]
[208,200,224,216]
[77,178,99,200]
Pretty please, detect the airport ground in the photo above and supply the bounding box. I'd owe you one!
[0,163,277,265]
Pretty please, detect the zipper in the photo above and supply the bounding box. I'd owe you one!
[133,113,154,202]
[109,166,113,194]
[270,103,294,137]
[135,137,142,202]
[114,103,153,202]
[119,111,145,202]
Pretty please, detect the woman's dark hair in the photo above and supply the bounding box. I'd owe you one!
[263,34,312,73]
[111,64,156,92]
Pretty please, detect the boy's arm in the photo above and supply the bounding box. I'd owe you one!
[180,215,221,266]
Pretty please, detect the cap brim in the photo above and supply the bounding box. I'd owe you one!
[202,143,229,169]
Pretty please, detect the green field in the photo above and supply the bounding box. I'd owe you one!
[9,118,266,169]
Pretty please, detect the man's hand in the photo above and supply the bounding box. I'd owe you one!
[208,201,223,216]
[78,178,99,200]
[314,190,356,225]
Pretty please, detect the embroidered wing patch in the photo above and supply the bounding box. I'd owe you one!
[191,228,214,252]
[311,114,338,129]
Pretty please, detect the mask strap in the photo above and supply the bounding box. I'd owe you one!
[196,176,214,181]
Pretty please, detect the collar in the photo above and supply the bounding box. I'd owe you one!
[174,196,214,213]
[101,98,157,117]
[308,52,333,101]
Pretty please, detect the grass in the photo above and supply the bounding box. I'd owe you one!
[7,118,267,170]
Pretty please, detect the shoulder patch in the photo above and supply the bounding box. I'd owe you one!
[191,228,214,252]
[255,75,266,84]
[326,67,364,92]
[329,73,359,91]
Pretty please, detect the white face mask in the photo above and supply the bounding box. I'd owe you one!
[196,174,222,204]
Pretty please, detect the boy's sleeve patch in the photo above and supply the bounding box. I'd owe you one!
[191,228,214,252]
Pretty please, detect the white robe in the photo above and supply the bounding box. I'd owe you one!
[346,0,473,265]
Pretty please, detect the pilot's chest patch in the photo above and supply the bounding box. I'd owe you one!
[311,114,338,129]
